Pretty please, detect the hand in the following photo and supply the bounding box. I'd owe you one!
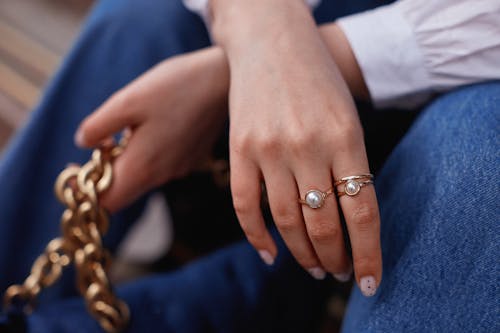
[211,0,382,296]
[75,47,229,212]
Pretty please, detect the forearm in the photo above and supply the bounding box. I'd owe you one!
[318,23,369,101]
[209,0,369,101]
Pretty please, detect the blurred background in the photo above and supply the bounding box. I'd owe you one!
[0,1,352,331]
[0,0,92,150]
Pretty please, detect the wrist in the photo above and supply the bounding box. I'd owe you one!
[209,0,312,55]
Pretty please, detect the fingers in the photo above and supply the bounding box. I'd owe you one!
[332,145,382,297]
[261,163,327,279]
[294,165,351,280]
[230,154,278,265]
[75,91,142,148]
[99,126,152,212]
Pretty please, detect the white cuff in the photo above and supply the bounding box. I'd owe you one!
[337,3,431,109]
[183,0,321,27]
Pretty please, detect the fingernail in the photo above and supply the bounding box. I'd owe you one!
[307,267,326,280]
[333,272,351,282]
[258,250,275,266]
[334,265,353,282]
[75,130,85,147]
[360,276,377,297]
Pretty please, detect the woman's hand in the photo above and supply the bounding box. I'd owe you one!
[75,47,229,212]
[211,0,382,296]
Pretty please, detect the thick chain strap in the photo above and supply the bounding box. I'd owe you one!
[3,138,129,333]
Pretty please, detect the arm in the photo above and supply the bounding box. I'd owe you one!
[335,0,500,108]
[209,0,382,295]
[185,0,500,108]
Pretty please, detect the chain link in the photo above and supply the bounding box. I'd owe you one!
[3,136,130,333]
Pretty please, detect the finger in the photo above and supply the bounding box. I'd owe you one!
[261,163,325,279]
[333,145,382,297]
[295,165,352,281]
[100,126,152,212]
[75,90,142,148]
[230,155,278,265]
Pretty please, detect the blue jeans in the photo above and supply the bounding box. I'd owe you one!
[0,0,498,332]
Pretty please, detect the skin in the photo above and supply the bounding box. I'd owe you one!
[76,0,381,295]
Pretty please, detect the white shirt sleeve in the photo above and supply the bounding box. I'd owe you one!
[337,0,500,108]
[183,0,321,27]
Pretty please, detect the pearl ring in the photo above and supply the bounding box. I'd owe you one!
[334,174,374,197]
[299,188,334,209]
[299,174,374,209]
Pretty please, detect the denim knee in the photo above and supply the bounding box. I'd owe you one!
[342,82,500,333]
[377,81,499,243]
[378,82,499,198]
[85,0,209,54]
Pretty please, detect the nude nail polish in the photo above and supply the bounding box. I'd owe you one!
[333,272,352,282]
[75,130,85,147]
[307,267,326,280]
[333,265,353,282]
[360,276,377,297]
[258,250,275,266]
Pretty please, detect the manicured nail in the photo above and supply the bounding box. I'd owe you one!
[75,130,85,147]
[334,265,353,282]
[360,276,377,297]
[307,267,326,280]
[258,250,274,266]
[333,272,351,282]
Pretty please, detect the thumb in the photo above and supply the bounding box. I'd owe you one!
[75,92,141,148]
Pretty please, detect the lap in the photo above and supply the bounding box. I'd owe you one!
[0,0,209,297]
[343,82,500,332]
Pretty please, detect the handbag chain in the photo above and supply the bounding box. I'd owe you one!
[3,137,130,333]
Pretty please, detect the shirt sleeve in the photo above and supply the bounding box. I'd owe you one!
[336,0,500,109]
[183,0,321,27]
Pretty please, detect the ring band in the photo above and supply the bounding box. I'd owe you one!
[334,174,374,197]
[299,188,333,209]
[336,180,373,197]
[333,174,374,186]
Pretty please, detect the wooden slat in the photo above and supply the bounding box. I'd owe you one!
[0,0,92,147]
[0,60,40,109]
[0,0,87,54]
[0,21,61,80]
[0,90,28,129]
[0,117,13,151]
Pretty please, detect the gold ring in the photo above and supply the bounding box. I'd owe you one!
[299,188,333,209]
[334,174,374,197]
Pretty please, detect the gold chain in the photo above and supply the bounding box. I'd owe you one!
[3,137,129,333]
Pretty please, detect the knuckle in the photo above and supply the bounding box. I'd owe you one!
[334,121,363,147]
[308,221,340,244]
[273,209,299,233]
[242,228,267,247]
[353,255,380,273]
[126,161,153,188]
[256,134,280,155]
[349,205,379,231]
[296,256,320,270]
[111,90,140,118]
[231,134,252,155]
[232,197,252,217]
[289,131,315,155]
[111,90,132,109]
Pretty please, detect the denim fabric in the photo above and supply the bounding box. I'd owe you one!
[0,0,211,302]
[0,0,498,332]
[26,229,329,333]
[342,83,500,333]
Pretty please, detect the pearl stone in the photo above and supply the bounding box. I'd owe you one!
[345,180,361,196]
[305,190,324,208]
